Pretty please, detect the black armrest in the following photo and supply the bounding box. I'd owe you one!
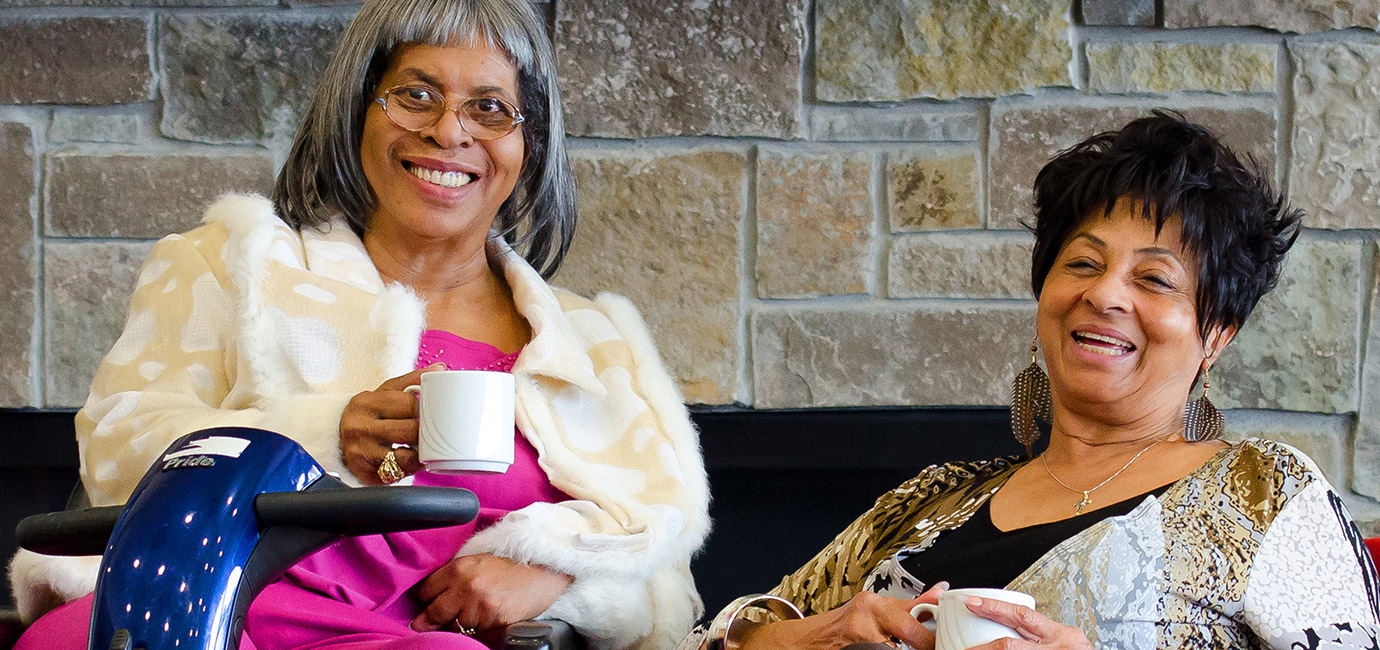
[503,620,586,650]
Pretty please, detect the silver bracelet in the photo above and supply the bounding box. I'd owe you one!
[704,594,803,650]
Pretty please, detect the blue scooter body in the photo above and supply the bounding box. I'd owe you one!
[16,427,478,650]
[89,427,324,650]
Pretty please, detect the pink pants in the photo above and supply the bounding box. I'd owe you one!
[15,589,486,650]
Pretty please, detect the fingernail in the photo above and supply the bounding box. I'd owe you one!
[966,597,982,607]
[427,362,445,369]
[934,581,950,592]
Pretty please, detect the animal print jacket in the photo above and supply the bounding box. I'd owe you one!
[685,438,1380,649]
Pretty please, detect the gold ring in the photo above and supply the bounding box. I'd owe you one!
[455,621,476,636]
[377,449,405,484]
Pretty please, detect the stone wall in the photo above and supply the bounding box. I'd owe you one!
[2,0,1379,530]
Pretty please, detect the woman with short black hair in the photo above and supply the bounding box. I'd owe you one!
[682,111,1378,650]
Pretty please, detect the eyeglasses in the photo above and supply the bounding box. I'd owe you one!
[374,84,525,140]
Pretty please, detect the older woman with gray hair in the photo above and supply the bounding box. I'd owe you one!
[9,1,709,648]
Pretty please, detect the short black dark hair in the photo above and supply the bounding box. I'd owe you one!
[1029,109,1303,340]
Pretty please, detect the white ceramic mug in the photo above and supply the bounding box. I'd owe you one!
[907,588,1035,650]
[405,370,515,474]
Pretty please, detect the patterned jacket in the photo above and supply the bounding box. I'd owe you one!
[9,194,711,650]
[769,439,1379,648]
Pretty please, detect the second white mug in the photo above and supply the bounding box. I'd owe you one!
[907,588,1035,650]
[405,369,516,474]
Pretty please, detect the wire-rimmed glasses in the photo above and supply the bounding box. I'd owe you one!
[374,84,525,140]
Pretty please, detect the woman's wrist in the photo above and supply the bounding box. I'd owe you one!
[704,594,803,650]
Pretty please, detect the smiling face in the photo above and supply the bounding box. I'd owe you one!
[1036,200,1229,427]
[359,41,525,242]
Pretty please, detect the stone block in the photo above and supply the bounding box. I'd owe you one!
[45,241,154,407]
[1221,410,1353,489]
[0,0,270,5]
[753,303,1034,408]
[160,14,349,144]
[988,104,1276,230]
[0,18,152,105]
[1346,499,1380,538]
[46,151,275,239]
[816,0,1072,102]
[49,111,142,144]
[555,0,805,139]
[1355,242,1380,499]
[0,123,36,407]
[810,106,982,142]
[1081,0,1154,25]
[1166,0,1380,32]
[1291,43,1380,230]
[1215,238,1361,414]
[756,148,872,298]
[888,147,980,231]
[1088,43,1276,95]
[888,232,1033,299]
[558,148,746,404]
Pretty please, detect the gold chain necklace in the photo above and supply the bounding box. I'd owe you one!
[1041,439,1165,514]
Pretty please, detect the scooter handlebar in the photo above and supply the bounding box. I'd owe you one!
[17,485,479,557]
[254,485,480,535]
[16,506,123,556]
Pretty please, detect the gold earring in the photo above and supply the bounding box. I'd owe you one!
[1183,364,1224,441]
[1011,335,1052,456]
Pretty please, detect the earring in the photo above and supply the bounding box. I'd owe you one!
[1011,335,1052,456]
[1183,364,1225,441]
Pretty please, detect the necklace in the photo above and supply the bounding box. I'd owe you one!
[1041,439,1165,514]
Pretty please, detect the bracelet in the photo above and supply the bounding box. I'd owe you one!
[704,594,803,650]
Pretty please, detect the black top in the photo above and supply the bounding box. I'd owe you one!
[899,484,1171,589]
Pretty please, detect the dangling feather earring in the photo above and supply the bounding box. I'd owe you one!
[1011,336,1052,457]
[1183,364,1224,441]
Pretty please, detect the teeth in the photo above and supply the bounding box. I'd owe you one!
[1077,342,1129,356]
[1073,331,1134,356]
[408,164,475,188]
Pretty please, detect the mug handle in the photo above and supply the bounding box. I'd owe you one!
[404,385,421,396]
[909,603,939,632]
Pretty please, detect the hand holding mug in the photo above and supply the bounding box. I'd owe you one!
[338,364,439,484]
[959,594,1093,650]
[905,588,1035,650]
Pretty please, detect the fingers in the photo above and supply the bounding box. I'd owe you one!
[379,362,445,392]
[875,600,934,650]
[833,591,933,650]
[339,367,438,483]
[907,580,949,610]
[963,597,1051,644]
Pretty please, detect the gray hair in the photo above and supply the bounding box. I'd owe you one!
[273,0,576,279]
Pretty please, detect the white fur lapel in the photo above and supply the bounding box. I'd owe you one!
[201,194,426,396]
[490,237,603,395]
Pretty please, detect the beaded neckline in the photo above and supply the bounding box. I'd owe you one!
[416,329,520,373]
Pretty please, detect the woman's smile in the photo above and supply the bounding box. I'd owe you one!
[1070,328,1136,357]
[1036,200,1206,419]
[360,42,525,241]
[403,160,478,189]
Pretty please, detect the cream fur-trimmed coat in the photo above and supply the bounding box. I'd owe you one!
[9,194,712,650]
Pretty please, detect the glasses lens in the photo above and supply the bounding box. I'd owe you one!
[384,87,444,130]
[461,97,520,139]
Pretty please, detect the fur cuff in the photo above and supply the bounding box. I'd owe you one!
[541,570,654,650]
[9,550,101,624]
[541,565,701,650]
[458,502,656,579]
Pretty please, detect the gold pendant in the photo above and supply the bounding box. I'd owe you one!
[1074,491,1092,514]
